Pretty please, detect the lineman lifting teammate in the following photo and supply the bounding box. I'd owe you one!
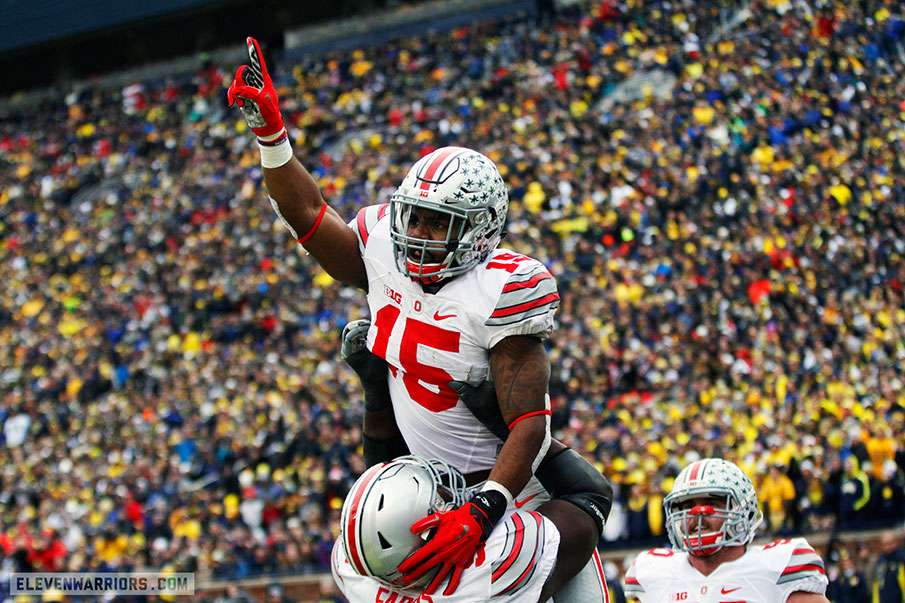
[624,458,830,603]
[228,38,612,600]
[332,455,606,602]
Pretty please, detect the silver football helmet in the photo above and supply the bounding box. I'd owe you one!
[390,146,508,284]
[340,456,469,588]
[664,458,763,556]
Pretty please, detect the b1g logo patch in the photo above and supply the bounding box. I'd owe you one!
[384,285,402,305]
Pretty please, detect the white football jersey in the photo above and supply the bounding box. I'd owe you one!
[624,537,828,603]
[332,509,560,603]
[349,204,559,475]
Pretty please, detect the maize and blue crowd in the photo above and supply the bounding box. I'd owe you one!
[1,0,905,600]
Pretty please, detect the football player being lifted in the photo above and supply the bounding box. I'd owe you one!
[229,38,612,600]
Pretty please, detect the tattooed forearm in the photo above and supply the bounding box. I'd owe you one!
[486,335,552,495]
[489,335,551,424]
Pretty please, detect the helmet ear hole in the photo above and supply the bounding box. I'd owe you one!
[378,532,392,550]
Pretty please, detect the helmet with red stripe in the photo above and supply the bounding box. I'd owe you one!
[390,146,508,284]
[340,456,469,588]
[664,458,762,556]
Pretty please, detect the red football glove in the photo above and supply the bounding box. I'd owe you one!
[423,563,464,597]
[397,490,506,590]
[227,37,285,138]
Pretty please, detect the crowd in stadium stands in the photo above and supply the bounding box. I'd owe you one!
[2,0,905,600]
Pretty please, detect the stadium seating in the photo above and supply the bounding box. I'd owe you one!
[1,0,903,600]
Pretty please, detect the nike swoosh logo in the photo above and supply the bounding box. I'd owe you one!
[514,493,539,508]
[721,587,741,594]
[433,311,456,320]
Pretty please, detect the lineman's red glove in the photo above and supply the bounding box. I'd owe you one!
[227,37,285,138]
[397,490,506,591]
[423,563,465,597]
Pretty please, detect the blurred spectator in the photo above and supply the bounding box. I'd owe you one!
[314,578,347,603]
[265,584,291,603]
[872,531,905,603]
[870,461,905,527]
[624,481,653,542]
[867,427,898,482]
[840,457,872,529]
[796,459,836,532]
[214,584,255,603]
[760,463,796,535]
[602,559,627,603]
[828,551,871,602]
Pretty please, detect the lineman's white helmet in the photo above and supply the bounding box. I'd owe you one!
[340,456,469,588]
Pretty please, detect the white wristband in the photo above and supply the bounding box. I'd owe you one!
[258,134,293,169]
[481,480,514,507]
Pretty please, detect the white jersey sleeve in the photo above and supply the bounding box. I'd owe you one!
[755,537,828,599]
[481,251,559,346]
[624,538,827,603]
[348,203,391,256]
[331,510,560,603]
